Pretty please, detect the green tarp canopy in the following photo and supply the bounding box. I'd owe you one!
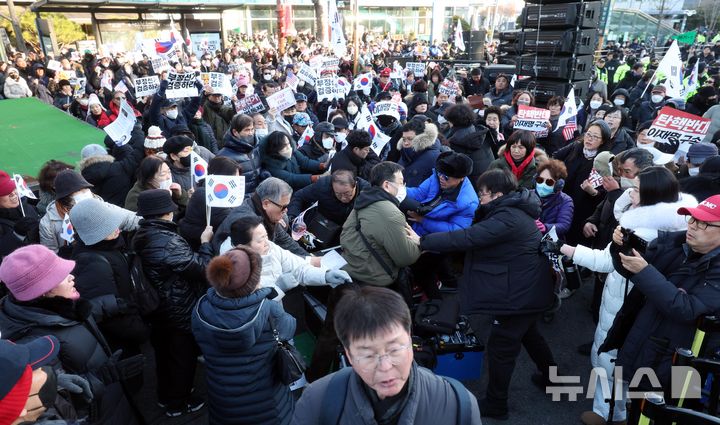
[0,98,106,178]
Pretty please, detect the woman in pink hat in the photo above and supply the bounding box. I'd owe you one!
[0,244,144,425]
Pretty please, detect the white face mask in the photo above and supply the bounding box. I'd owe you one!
[613,98,625,106]
[620,177,635,189]
[347,105,358,115]
[395,184,407,203]
[651,94,664,104]
[688,167,700,176]
[165,109,179,120]
[72,190,93,204]
[255,128,268,137]
[298,80,305,87]
[322,137,335,149]
[158,178,173,190]
[279,146,293,159]
[590,100,602,109]
[335,133,347,145]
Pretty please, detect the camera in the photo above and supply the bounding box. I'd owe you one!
[620,227,648,255]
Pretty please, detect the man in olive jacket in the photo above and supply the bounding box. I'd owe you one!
[340,161,421,286]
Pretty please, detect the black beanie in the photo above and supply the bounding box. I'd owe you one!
[436,151,473,178]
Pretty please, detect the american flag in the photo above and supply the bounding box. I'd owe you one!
[286,71,299,91]
[562,117,577,141]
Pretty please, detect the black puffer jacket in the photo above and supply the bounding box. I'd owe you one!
[0,199,39,259]
[79,127,145,207]
[0,296,138,425]
[71,237,150,351]
[179,186,232,249]
[420,189,554,315]
[329,146,381,181]
[218,131,262,194]
[609,127,635,154]
[287,176,370,226]
[131,219,213,331]
[446,125,494,190]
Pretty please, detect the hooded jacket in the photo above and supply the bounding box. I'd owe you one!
[420,189,555,315]
[202,98,235,143]
[218,130,262,195]
[329,145,381,182]
[447,125,495,190]
[340,187,421,285]
[79,128,145,207]
[3,67,32,98]
[191,287,295,425]
[397,123,442,187]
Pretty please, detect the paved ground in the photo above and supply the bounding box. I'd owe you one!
[133,279,597,425]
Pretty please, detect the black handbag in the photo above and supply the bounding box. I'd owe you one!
[307,212,342,245]
[414,292,460,336]
[270,313,307,385]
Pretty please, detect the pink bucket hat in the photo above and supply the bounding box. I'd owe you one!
[0,245,75,301]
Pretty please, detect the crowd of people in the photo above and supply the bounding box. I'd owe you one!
[0,26,720,425]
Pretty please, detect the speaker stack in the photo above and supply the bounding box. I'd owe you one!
[497,0,602,105]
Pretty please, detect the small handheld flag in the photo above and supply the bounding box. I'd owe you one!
[206,175,245,208]
[61,214,75,243]
[190,151,208,184]
[13,174,37,199]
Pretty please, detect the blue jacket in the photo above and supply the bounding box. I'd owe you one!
[191,287,296,425]
[538,189,574,239]
[407,171,479,236]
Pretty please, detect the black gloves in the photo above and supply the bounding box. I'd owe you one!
[14,216,39,240]
[540,239,564,255]
[94,351,145,385]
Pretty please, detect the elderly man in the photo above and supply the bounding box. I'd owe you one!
[213,177,307,257]
[608,194,720,424]
[287,169,370,248]
[294,286,481,424]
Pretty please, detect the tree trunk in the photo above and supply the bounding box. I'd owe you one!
[314,0,328,44]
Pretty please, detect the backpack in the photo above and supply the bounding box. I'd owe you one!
[318,367,473,425]
[127,253,160,317]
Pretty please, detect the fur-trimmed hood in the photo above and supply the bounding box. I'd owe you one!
[396,122,439,152]
[78,154,115,171]
[619,192,698,241]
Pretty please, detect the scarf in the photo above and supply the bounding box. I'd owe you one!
[504,150,534,181]
[583,148,598,159]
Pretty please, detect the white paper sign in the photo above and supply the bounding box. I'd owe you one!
[134,76,160,97]
[236,94,265,115]
[297,64,318,86]
[406,62,425,77]
[266,87,297,113]
[321,249,348,270]
[150,56,170,74]
[47,60,62,72]
[166,71,199,98]
[200,72,233,97]
[103,100,136,145]
[316,77,340,101]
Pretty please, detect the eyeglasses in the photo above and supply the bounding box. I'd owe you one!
[268,199,289,211]
[536,176,556,186]
[334,188,355,200]
[478,191,494,198]
[352,344,410,371]
[686,216,720,230]
[584,133,602,141]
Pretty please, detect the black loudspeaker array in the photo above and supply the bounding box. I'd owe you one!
[497,0,602,104]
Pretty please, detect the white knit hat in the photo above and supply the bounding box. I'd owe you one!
[144,126,166,149]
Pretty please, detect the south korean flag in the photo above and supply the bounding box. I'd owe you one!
[205,175,245,208]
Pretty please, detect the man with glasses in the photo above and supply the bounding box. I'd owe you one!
[213,177,308,257]
[294,286,481,424]
[611,194,720,423]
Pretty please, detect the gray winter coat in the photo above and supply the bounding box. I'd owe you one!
[292,362,481,424]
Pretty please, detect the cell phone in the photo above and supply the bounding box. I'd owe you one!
[620,227,648,255]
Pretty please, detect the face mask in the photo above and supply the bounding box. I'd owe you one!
[37,366,58,410]
[347,105,358,115]
[179,154,191,167]
[688,167,700,176]
[298,80,305,87]
[394,184,407,203]
[590,100,602,109]
[613,98,625,106]
[158,178,173,190]
[517,100,530,106]
[322,137,335,149]
[651,94,664,104]
[284,114,295,124]
[335,133,347,145]
[72,190,93,204]
[263,74,273,81]
[255,128,268,137]
[279,146,293,159]
[536,183,555,198]
[620,176,635,189]
[165,109,179,120]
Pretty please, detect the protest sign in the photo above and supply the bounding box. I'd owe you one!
[57,70,75,81]
[150,56,170,74]
[320,57,340,74]
[297,64,318,86]
[438,79,460,102]
[406,62,425,77]
[190,33,221,55]
[134,76,160,97]
[166,71,199,98]
[266,87,297,113]
[235,94,265,115]
[47,60,62,72]
[103,100,136,145]
[649,106,711,145]
[515,105,551,138]
[69,77,86,96]
[588,169,604,188]
[114,80,128,93]
[374,101,400,120]
[316,77,340,101]
[309,55,324,70]
[200,72,233,97]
